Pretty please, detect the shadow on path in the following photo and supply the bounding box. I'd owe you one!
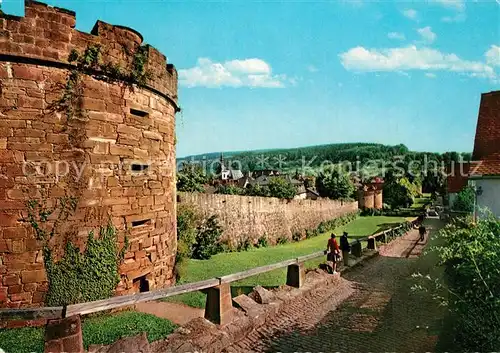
[229,218,451,353]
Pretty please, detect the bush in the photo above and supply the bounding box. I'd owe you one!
[316,221,329,234]
[452,186,475,213]
[361,208,384,216]
[306,228,319,239]
[192,215,223,260]
[414,214,500,350]
[313,211,359,235]
[219,239,234,253]
[175,204,202,279]
[176,204,200,260]
[245,184,269,197]
[255,235,269,248]
[292,231,302,242]
[276,236,289,245]
[216,184,245,195]
[236,238,252,252]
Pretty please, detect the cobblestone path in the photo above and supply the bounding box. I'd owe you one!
[225,218,447,353]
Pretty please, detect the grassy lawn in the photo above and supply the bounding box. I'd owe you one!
[0,311,177,353]
[168,215,408,308]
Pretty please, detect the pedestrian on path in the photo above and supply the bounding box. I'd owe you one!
[325,233,340,274]
[340,231,351,267]
[418,224,426,242]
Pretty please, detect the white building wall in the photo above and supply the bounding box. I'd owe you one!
[475,179,500,217]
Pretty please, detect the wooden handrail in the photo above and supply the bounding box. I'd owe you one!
[296,250,325,263]
[0,306,64,320]
[66,277,221,317]
[0,220,413,321]
[219,259,298,284]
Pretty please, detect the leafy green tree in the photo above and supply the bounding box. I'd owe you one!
[267,177,297,199]
[245,184,270,197]
[316,168,355,200]
[453,186,475,213]
[422,171,445,194]
[400,177,420,198]
[384,177,416,209]
[177,162,207,192]
[215,184,244,195]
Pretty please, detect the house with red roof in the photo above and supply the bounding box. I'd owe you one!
[446,162,471,206]
[467,90,500,216]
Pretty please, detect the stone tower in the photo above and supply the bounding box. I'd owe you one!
[0,1,178,307]
[358,178,384,210]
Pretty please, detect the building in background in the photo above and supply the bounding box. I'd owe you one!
[468,90,500,217]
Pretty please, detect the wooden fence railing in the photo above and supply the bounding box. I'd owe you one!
[0,217,422,327]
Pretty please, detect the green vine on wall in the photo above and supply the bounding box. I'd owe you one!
[26,198,128,306]
[52,43,152,122]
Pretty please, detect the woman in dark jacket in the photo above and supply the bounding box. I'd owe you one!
[340,232,351,267]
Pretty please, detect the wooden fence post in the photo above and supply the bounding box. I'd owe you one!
[367,237,376,250]
[351,241,362,257]
[286,263,305,288]
[44,315,84,353]
[204,283,233,326]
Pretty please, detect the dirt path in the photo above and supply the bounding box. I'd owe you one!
[135,301,203,326]
[224,218,445,353]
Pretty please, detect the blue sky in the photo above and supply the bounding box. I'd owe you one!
[4,0,500,157]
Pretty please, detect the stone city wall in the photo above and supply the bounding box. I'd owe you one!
[178,192,358,246]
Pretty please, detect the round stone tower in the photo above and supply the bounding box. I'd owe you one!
[358,178,384,210]
[0,1,178,307]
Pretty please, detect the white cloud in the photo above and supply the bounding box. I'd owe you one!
[178,58,287,88]
[223,58,271,74]
[402,9,418,20]
[307,65,319,73]
[441,13,466,22]
[485,45,500,66]
[425,72,437,78]
[339,45,496,80]
[432,0,466,11]
[388,32,406,40]
[417,26,437,44]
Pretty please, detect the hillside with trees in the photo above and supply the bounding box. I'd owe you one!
[179,143,471,175]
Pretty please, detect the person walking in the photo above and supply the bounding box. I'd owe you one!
[325,233,340,274]
[418,224,426,242]
[339,231,351,267]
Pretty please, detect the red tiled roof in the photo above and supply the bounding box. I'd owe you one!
[447,162,470,193]
[472,90,500,160]
[469,159,500,176]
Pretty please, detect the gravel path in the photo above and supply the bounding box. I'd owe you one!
[225,218,445,353]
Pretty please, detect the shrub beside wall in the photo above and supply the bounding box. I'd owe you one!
[414,215,500,350]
